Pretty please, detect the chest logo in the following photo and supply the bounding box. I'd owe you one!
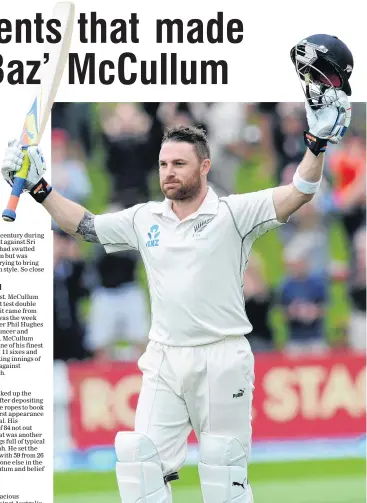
[146,224,160,248]
[193,217,214,238]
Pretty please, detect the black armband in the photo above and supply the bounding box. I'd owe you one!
[303,131,328,157]
[29,178,53,203]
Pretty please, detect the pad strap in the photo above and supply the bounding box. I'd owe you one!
[164,472,179,484]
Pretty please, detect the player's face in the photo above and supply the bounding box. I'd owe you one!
[159,141,208,201]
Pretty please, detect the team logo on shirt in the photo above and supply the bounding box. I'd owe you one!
[192,217,214,238]
[146,224,160,247]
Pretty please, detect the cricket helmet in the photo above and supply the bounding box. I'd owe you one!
[290,34,353,108]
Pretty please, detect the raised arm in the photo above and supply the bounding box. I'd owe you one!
[1,141,139,250]
[272,149,324,223]
[0,141,99,242]
[272,91,351,223]
[42,190,99,243]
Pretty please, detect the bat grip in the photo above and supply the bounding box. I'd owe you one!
[2,148,30,222]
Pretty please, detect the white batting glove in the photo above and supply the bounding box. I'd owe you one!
[1,139,47,191]
[306,89,351,144]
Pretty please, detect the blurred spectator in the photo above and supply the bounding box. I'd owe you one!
[279,238,329,355]
[204,103,250,196]
[51,128,92,205]
[53,359,73,454]
[85,203,150,361]
[156,102,197,129]
[278,163,332,275]
[348,227,366,352]
[328,134,366,251]
[141,103,169,163]
[54,230,90,361]
[99,103,159,206]
[52,102,94,160]
[257,103,307,183]
[243,252,274,352]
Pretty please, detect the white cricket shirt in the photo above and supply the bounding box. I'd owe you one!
[94,187,283,346]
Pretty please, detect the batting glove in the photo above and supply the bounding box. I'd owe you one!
[306,89,351,144]
[1,139,47,191]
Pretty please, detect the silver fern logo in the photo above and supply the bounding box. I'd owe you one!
[192,217,214,238]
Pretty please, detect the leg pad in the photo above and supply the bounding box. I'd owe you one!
[198,433,253,503]
[115,432,171,503]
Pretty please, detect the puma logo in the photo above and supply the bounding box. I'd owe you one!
[34,184,44,194]
[232,479,246,489]
[233,388,245,398]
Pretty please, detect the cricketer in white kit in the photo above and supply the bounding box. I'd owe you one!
[1,92,351,503]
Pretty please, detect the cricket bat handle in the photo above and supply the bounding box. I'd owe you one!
[2,148,30,222]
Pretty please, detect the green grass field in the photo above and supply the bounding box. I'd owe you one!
[54,458,365,502]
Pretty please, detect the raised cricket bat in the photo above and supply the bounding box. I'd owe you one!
[2,1,75,222]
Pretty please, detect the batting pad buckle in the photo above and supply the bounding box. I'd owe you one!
[164,472,179,484]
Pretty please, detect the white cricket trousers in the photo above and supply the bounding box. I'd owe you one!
[134,335,255,476]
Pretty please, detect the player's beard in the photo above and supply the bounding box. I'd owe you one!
[162,170,202,201]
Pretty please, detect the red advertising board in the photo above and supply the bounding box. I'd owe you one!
[252,352,365,440]
[68,352,366,449]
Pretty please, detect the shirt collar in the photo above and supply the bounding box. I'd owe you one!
[150,186,219,221]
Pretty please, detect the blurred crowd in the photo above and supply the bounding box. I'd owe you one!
[51,102,366,363]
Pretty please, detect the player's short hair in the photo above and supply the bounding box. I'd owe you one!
[161,125,210,161]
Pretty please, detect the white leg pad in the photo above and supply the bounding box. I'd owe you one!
[198,433,253,503]
[115,432,171,503]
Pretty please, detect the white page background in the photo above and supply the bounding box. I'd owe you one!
[0,0,365,501]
